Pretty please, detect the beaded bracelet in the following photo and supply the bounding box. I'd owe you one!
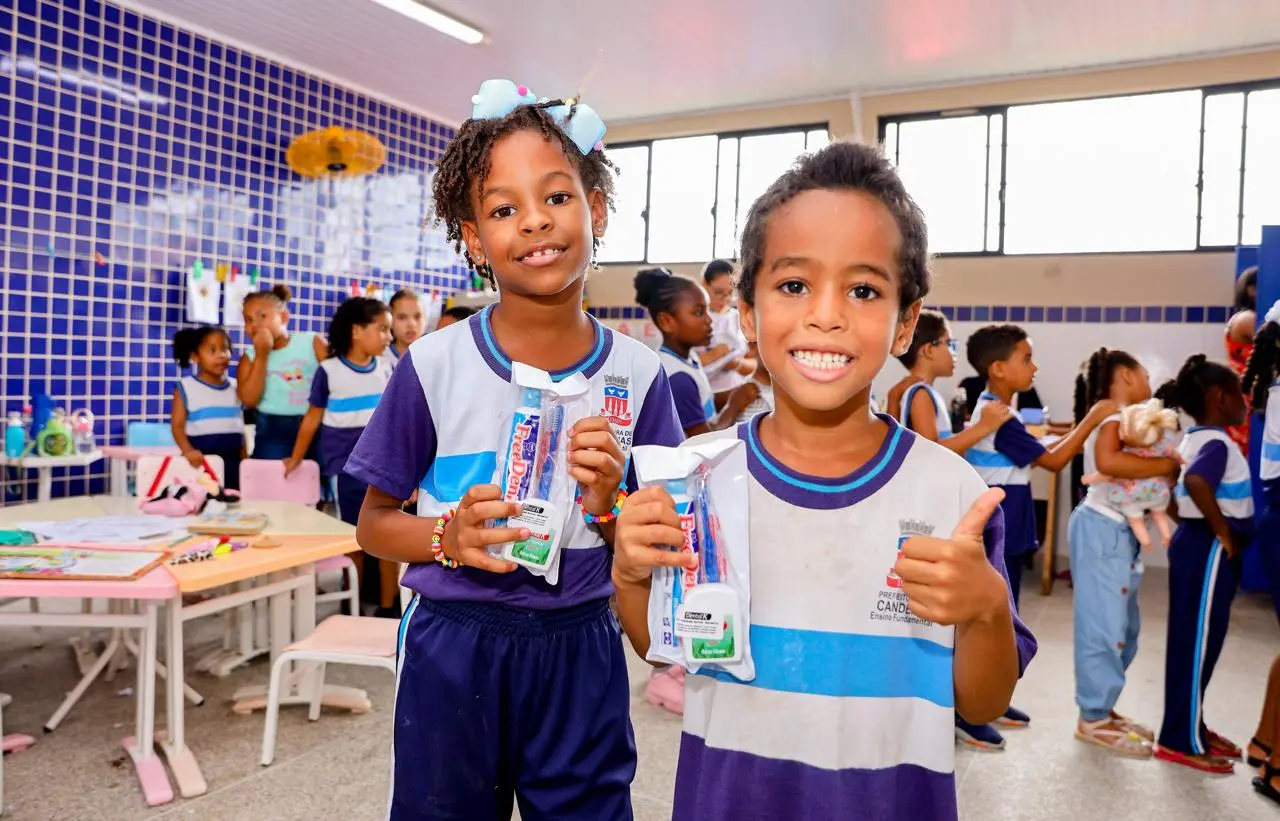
[431,508,460,569]
[582,488,627,524]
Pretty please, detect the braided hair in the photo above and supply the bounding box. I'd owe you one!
[1243,313,1280,411]
[1073,348,1140,423]
[634,267,698,323]
[1154,354,1240,423]
[431,103,617,286]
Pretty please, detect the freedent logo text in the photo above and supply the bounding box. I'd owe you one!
[504,417,538,501]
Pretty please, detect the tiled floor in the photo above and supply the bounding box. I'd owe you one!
[1,569,1276,820]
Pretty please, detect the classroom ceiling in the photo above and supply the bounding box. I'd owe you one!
[128,0,1280,124]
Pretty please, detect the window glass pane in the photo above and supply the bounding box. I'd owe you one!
[646,135,718,263]
[713,138,739,259]
[1200,93,1244,247]
[895,115,989,253]
[733,131,808,251]
[986,114,1003,252]
[806,129,830,152]
[595,145,648,263]
[1243,88,1280,246]
[1004,91,1201,253]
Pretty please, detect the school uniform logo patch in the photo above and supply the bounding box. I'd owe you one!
[871,520,936,627]
[602,374,633,428]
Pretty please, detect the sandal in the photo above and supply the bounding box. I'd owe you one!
[1154,745,1235,774]
[1254,762,1280,807]
[1075,718,1153,759]
[1110,711,1154,742]
[1248,737,1273,769]
[1206,729,1242,760]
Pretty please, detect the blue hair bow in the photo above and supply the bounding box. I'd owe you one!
[470,79,606,155]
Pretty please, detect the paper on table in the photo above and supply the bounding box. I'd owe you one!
[17,515,192,544]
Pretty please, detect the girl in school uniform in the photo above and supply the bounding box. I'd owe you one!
[383,288,425,370]
[236,284,329,459]
[170,326,245,490]
[636,267,758,437]
[1154,354,1253,774]
[286,297,394,614]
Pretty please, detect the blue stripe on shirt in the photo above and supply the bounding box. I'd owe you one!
[186,406,242,422]
[1175,479,1253,500]
[965,449,1017,468]
[327,393,383,413]
[1263,441,1280,462]
[698,624,954,707]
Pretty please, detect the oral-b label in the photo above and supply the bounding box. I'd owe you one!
[504,410,540,502]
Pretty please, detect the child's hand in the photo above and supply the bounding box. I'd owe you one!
[252,326,274,352]
[567,417,626,517]
[727,381,762,415]
[1084,399,1122,428]
[182,448,204,469]
[894,488,1009,626]
[440,485,523,573]
[975,400,1013,431]
[612,487,698,586]
[1218,532,1238,559]
[282,455,301,477]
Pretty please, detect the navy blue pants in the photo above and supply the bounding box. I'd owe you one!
[330,472,367,527]
[389,597,636,821]
[1259,504,1280,626]
[1157,521,1241,755]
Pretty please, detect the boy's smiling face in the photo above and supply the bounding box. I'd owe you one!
[741,188,918,415]
[461,130,606,299]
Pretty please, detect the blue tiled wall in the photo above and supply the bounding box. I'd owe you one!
[0,0,465,503]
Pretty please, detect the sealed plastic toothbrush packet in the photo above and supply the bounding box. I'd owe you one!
[632,437,754,682]
[491,362,590,584]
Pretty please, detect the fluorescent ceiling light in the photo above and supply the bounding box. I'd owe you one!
[368,0,485,45]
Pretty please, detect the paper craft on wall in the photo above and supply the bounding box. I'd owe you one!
[186,261,221,323]
[223,266,255,326]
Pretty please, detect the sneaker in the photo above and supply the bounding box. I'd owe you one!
[643,666,685,715]
[956,717,1006,751]
[994,705,1031,728]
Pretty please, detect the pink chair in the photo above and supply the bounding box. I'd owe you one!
[259,615,397,765]
[238,460,359,615]
[1,693,37,815]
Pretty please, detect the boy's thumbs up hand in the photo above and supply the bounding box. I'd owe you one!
[893,489,1011,627]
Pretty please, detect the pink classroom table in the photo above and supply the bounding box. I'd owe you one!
[0,568,177,807]
[101,445,180,497]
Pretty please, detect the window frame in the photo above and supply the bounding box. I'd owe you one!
[602,122,829,265]
[877,77,1280,258]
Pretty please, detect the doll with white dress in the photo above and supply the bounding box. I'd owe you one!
[1082,398,1181,549]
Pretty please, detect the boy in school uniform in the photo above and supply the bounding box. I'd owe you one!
[963,324,1117,734]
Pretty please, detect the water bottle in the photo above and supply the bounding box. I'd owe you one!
[5,412,25,458]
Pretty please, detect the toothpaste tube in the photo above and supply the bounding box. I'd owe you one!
[503,387,544,504]
[667,478,699,650]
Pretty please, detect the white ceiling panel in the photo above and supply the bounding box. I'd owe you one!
[125,0,1280,123]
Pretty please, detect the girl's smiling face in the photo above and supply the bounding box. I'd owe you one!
[742,188,918,415]
[461,130,606,300]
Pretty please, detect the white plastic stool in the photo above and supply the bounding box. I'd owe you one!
[260,615,397,766]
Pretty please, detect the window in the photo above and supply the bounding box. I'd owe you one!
[879,78,1280,255]
[602,125,829,263]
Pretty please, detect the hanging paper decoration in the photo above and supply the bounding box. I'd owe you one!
[187,261,221,323]
[349,280,362,298]
[94,251,107,267]
[222,264,255,327]
[215,263,228,283]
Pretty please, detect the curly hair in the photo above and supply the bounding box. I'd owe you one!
[737,141,930,311]
[173,325,229,369]
[1244,318,1280,411]
[328,297,388,358]
[431,103,617,286]
[1072,347,1140,423]
[634,267,698,323]
[1154,354,1240,423]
